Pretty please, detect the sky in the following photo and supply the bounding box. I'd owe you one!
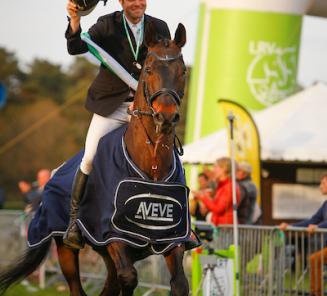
[1,0,327,87]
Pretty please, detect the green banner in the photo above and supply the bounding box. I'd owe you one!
[186,3,303,143]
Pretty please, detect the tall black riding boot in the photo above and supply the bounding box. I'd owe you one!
[63,168,88,249]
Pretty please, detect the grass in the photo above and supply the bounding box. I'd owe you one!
[4,282,69,296]
[3,282,170,296]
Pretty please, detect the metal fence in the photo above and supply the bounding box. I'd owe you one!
[0,210,29,266]
[1,210,327,295]
[207,224,327,296]
[0,210,180,295]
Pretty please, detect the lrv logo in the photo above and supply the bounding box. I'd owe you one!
[135,201,174,222]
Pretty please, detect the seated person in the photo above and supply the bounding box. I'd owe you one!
[280,172,327,296]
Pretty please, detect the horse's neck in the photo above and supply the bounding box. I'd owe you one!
[124,107,174,181]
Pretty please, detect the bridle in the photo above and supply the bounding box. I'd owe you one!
[127,49,185,180]
[128,51,183,118]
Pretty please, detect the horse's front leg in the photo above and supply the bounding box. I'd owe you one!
[107,242,138,296]
[164,244,189,296]
[97,249,121,296]
[55,238,87,296]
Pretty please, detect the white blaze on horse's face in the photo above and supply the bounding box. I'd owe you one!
[120,0,147,24]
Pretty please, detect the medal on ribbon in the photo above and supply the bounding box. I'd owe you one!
[123,13,144,70]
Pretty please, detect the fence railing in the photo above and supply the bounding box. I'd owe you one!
[204,224,327,296]
[1,210,326,295]
[0,210,175,294]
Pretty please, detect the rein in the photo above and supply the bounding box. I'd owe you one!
[127,50,184,180]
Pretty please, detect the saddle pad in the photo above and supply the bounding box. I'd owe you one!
[111,178,191,244]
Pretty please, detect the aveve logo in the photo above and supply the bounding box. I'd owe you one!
[135,202,174,222]
[124,193,182,230]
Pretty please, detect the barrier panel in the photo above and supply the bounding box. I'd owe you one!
[1,210,326,295]
[0,210,175,294]
[193,224,327,296]
[0,210,29,267]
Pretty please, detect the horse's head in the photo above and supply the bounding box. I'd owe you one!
[132,22,187,135]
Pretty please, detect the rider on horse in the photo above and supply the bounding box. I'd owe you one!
[64,0,171,249]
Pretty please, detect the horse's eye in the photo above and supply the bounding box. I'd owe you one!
[182,68,187,75]
[145,67,152,74]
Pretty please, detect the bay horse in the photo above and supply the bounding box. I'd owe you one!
[0,22,195,296]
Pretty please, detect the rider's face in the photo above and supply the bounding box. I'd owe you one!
[120,0,147,24]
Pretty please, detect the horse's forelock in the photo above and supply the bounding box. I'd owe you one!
[150,40,181,59]
[163,39,169,48]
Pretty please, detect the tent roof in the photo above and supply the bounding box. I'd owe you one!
[182,82,327,164]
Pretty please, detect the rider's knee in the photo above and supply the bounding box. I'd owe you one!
[117,267,138,289]
[80,158,93,175]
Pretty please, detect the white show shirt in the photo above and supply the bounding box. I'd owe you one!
[125,15,144,44]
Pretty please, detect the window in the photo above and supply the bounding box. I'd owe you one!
[272,183,324,219]
[296,168,326,184]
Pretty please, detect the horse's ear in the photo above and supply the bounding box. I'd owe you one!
[174,23,186,48]
[144,21,160,48]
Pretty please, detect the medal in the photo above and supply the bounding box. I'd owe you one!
[122,13,144,70]
[134,62,142,70]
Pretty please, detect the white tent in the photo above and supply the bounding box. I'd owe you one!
[182,82,327,164]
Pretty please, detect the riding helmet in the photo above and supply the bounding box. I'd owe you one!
[72,0,108,16]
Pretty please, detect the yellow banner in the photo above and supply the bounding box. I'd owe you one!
[218,99,261,205]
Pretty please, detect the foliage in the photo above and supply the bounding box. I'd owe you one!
[20,59,68,104]
[0,48,97,199]
[0,48,24,102]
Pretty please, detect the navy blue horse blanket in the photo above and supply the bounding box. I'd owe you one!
[28,124,198,254]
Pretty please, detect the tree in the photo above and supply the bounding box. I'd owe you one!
[0,47,24,103]
[21,59,68,104]
[67,56,98,82]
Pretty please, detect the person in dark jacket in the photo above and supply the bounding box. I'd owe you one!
[280,173,327,296]
[64,0,171,249]
[236,161,258,224]
[190,172,211,221]
[18,169,51,214]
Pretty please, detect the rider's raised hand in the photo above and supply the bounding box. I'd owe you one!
[67,0,81,33]
[67,0,80,19]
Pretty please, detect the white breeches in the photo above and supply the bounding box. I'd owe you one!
[80,102,131,175]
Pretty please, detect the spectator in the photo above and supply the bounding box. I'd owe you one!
[279,172,327,296]
[190,172,211,221]
[18,169,51,214]
[236,161,259,224]
[202,165,217,192]
[194,157,240,226]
